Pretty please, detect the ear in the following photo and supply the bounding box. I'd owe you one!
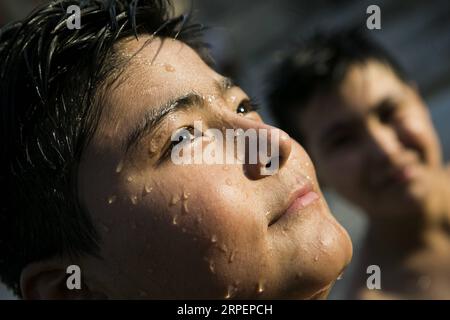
[20,259,106,300]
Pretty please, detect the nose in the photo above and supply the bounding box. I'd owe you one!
[230,116,292,180]
[366,119,401,166]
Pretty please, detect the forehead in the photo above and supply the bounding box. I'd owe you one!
[95,36,219,143]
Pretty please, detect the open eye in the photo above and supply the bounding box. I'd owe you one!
[170,126,196,148]
[236,98,260,115]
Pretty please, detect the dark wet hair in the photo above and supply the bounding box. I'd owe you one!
[0,0,209,295]
[267,27,410,146]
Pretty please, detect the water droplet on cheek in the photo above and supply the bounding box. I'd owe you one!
[228,250,236,263]
[144,184,153,194]
[257,281,265,294]
[182,191,190,200]
[211,235,217,243]
[314,255,319,262]
[170,195,180,206]
[182,202,189,214]
[208,260,215,273]
[130,195,138,205]
[115,160,124,173]
[172,215,178,225]
[225,284,238,299]
[127,176,134,182]
[107,195,117,205]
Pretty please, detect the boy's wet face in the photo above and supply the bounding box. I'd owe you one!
[299,60,442,218]
[77,36,351,299]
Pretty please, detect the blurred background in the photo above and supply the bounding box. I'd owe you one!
[1,0,449,299]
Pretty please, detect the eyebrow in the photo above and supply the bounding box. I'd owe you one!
[124,77,235,154]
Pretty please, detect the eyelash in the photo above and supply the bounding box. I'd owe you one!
[236,97,260,114]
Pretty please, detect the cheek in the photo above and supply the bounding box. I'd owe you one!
[397,113,441,166]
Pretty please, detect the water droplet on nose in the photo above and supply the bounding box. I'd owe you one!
[225,179,232,186]
[144,184,153,194]
[164,64,175,72]
[107,195,117,205]
[265,210,271,217]
[130,195,138,205]
[170,195,180,206]
[115,160,124,173]
[257,281,265,294]
[314,255,319,262]
[228,250,236,263]
[211,235,217,243]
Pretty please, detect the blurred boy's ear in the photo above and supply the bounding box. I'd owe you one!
[20,259,106,300]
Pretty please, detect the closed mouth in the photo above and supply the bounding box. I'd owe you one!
[268,181,319,227]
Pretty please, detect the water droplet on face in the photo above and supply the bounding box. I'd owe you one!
[127,176,134,182]
[257,281,265,294]
[219,244,228,253]
[170,195,180,206]
[107,195,117,205]
[115,160,124,173]
[314,255,319,262]
[228,250,236,263]
[208,260,215,273]
[144,184,153,194]
[164,64,175,72]
[182,202,189,214]
[130,195,138,205]
[225,178,232,186]
[149,140,158,155]
[206,95,216,104]
[172,215,178,225]
[225,284,238,299]
[211,235,217,243]
[182,191,190,200]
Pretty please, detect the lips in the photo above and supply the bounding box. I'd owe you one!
[371,163,418,190]
[268,182,319,226]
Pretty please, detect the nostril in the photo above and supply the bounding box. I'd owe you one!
[265,160,272,169]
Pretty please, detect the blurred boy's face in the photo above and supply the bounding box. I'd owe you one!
[299,60,443,218]
[76,36,352,299]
